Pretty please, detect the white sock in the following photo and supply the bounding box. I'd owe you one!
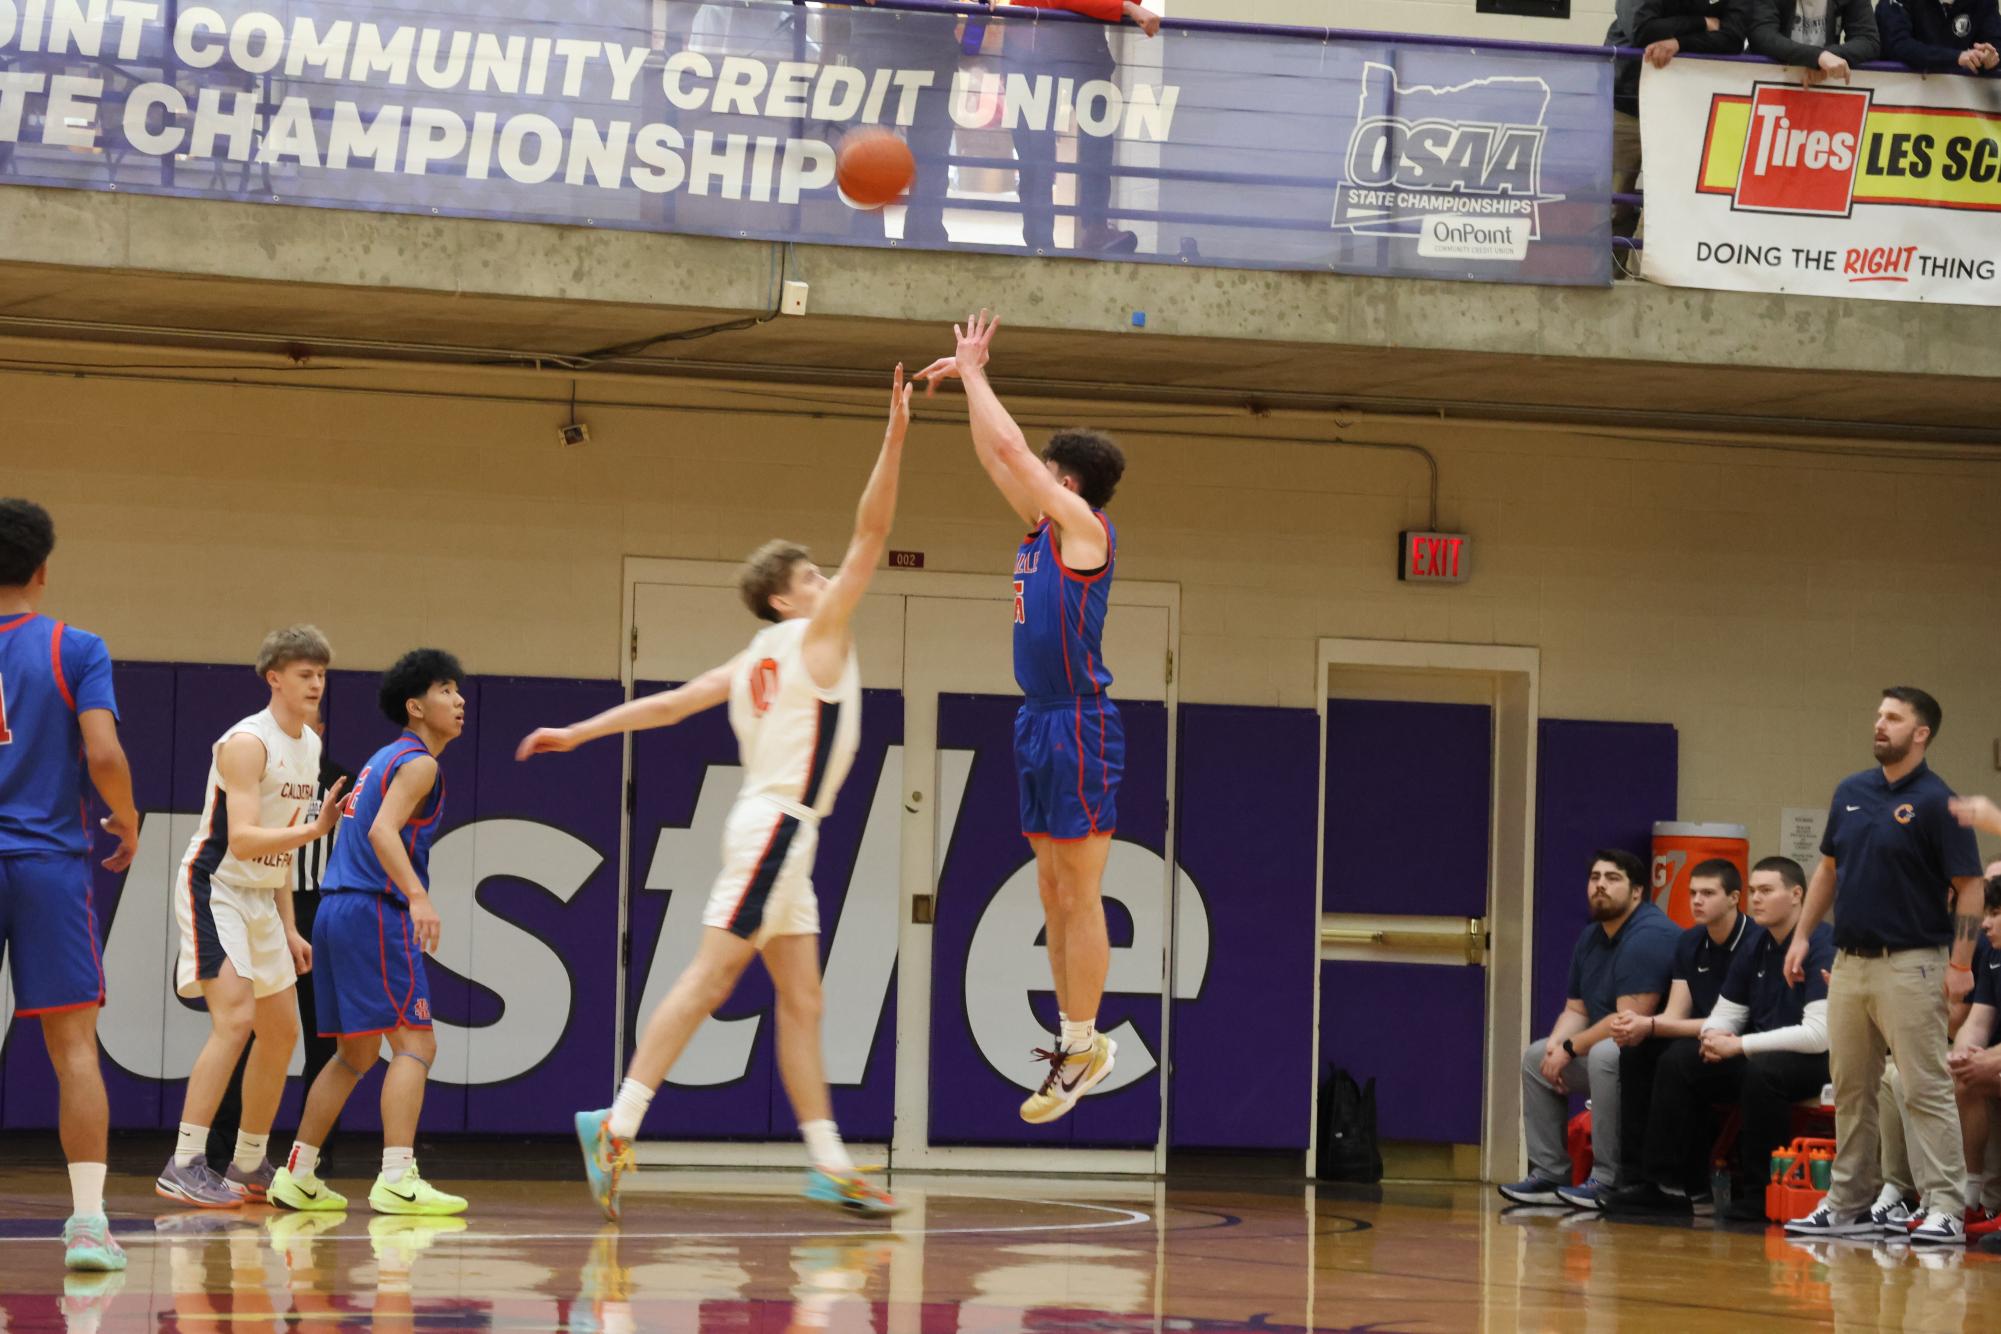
[801,1119,855,1175]
[381,1146,415,1180]
[1874,1183,1904,1209]
[232,1130,269,1173]
[1058,1010,1068,1034]
[174,1122,208,1168]
[68,1162,106,1216]
[286,1142,320,1178]
[607,1078,654,1141]
[1060,1018,1096,1054]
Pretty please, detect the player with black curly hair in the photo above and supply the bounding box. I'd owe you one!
[268,649,470,1219]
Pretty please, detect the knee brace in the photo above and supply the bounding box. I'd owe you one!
[391,1049,433,1072]
[336,1051,377,1079]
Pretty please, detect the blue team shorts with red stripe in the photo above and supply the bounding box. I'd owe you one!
[311,890,433,1038]
[0,852,105,1014]
[1015,695,1123,841]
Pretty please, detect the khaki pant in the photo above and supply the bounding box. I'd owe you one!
[1827,948,1966,1217]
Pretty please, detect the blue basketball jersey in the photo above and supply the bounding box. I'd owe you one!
[1012,512,1116,701]
[0,613,118,856]
[320,731,445,901]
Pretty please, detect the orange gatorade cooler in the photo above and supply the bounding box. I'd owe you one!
[1651,822,1749,928]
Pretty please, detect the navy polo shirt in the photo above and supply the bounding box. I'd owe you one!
[1820,761,1982,951]
[1673,913,1751,1018]
[1974,939,1999,1015]
[1567,899,1680,1024]
[1721,922,1835,1034]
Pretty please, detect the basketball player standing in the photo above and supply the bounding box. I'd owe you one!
[160,627,346,1208]
[517,367,911,1221]
[0,499,139,1270]
[918,310,1126,1123]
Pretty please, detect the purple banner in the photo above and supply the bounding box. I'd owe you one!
[0,1,1612,283]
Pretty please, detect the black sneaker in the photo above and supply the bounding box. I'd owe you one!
[1604,1183,1692,1217]
[1723,1196,1771,1224]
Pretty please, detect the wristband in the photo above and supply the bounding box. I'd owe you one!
[1949,961,1974,973]
[1561,1039,1577,1058]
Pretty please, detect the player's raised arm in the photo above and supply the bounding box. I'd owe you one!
[515,653,743,761]
[802,366,909,683]
[917,311,1106,567]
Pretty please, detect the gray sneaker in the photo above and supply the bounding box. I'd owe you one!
[225,1159,276,1201]
[155,1157,246,1209]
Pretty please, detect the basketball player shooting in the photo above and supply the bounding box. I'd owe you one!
[515,367,911,1222]
[916,310,1127,1123]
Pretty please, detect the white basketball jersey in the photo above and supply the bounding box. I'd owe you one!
[728,618,861,819]
[178,709,323,893]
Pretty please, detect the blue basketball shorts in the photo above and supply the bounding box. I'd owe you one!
[0,852,104,1014]
[311,891,433,1038]
[1014,695,1123,841]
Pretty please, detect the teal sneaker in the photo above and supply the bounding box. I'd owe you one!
[62,1212,126,1271]
[576,1108,633,1222]
[802,1167,904,1220]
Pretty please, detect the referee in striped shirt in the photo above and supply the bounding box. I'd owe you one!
[206,710,352,1172]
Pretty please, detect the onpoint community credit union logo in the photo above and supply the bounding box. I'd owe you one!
[1330,61,1561,263]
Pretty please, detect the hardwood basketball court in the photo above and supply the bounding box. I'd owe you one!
[2,1158,1997,1331]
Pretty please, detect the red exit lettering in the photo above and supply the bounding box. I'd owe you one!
[1399,531,1471,583]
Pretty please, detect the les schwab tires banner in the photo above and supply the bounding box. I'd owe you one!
[1639,59,2001,305]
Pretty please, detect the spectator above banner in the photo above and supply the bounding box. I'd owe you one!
[0,0,1614,286]
[1638,55,2001,305]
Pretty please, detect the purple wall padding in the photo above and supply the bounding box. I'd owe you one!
[1324,699,1493,917]
[1532,719,1679,1033]
[460,676,623,1132]
[1320,960,1487,1143]
[1171,705,1319,1150]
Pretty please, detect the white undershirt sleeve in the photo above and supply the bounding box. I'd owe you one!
[1741,999,1830,1056]
[1702,998,1749,1037]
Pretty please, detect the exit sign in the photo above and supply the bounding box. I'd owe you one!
[1399,531,1470,583]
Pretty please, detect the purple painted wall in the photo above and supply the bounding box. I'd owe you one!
[1172,706,1318,1150]
[1324,699,1492,917]
[1532,719,1679,1031]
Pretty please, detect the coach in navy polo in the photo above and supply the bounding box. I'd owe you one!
[1783,687,1985,1245]
[1501,848,1680,1209]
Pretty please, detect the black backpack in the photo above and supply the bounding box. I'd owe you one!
[1316,1065,1383,1183]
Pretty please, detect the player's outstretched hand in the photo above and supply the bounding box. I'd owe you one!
[885,363,912,441]
[100,810,138,872]
[915,308,999,396]
[516,726,580,761]
[1949,794,2001,835]
[312,777,348,836]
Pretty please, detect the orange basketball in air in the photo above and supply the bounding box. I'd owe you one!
[836,129,916,209]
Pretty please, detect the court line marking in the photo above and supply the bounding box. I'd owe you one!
[0,1196,1152,1245]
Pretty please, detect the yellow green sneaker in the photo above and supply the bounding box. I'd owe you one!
[368,1165,467,1216]
[1019,1033,1118,1124]
[267,1166,347,1212]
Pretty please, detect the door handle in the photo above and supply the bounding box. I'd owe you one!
[1321,916,1488,966]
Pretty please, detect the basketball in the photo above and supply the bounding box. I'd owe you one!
[836,129,915,209]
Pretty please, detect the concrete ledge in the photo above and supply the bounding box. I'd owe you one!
[0,185,1989,436]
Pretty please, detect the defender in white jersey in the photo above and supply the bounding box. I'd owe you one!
[159,627,348,1210]
[519,367,910,1223]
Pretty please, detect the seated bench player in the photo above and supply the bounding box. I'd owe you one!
[1608,858,1749,1213]
[1945,873,2001,1238]
[1613,856,1836,1220]
[1501,848,1680,1208]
